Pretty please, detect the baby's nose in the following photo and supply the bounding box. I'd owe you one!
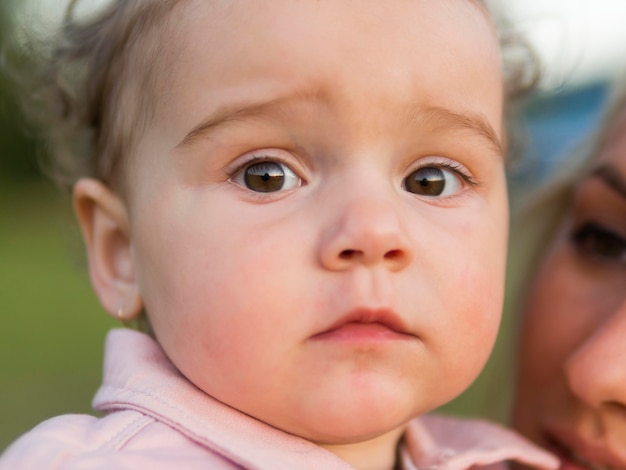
[318,197,413,272]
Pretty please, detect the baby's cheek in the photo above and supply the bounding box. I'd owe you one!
[445,257,503,383]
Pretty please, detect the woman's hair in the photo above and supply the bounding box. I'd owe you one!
[7,0,540,194]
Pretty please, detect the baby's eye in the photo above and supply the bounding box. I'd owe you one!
[233,160,301,193]
[403,166,463,197]
[571,222,626,265]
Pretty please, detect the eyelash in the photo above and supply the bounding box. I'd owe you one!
[224,155,298,179]
[423,161,479,187]
[571,222,626,266]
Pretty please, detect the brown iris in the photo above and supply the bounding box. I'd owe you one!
[244,162,286,192]
[404,167,445,196]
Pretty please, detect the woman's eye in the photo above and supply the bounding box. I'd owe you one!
[403,166,463,197]
[233,161,301,193]
[571,222,626,264]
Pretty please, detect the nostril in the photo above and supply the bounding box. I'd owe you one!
[384,249,402,260]
[339,249,356,259]
[339,249,403,261]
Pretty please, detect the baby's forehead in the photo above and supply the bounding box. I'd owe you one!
[148,0,497,86]
[150,0,493,58]
[133,0,502,151]
[85,0,497,116]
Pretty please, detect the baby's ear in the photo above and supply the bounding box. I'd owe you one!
[73,178,143,321]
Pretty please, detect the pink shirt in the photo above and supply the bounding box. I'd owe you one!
[1,329,558,470]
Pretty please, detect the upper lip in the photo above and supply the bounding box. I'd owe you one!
[546,426,626,470]
[314,307,413,336]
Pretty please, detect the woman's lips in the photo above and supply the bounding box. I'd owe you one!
[547,437,591,470]
[544,428,626,470]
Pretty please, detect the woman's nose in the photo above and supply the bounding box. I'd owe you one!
[565,305,626,414]
[318,196,414,272]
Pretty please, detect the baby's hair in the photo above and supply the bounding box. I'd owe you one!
[8,0,539,193]
[9,0,182,194]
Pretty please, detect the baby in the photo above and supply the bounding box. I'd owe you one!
[1,1,559,469]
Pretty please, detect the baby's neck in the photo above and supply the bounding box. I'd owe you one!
[319,427,405,470]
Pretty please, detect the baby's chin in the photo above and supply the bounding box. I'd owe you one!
[263,388,426,445]
[307,416,400,443]
[220,365,460,446]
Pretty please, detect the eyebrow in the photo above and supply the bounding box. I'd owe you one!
[176,95,502,155]
[411,106,502,155]
[590,164,626,200]
[176,89,328,149]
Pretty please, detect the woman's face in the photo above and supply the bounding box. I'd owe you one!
[512,111,626,470]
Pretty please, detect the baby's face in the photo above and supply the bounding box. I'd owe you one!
[126,0,505,446]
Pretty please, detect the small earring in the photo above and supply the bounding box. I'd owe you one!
[117,306,124,321]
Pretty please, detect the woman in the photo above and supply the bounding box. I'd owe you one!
[511,78,626,469]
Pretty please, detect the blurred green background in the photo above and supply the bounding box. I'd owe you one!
[0,1,116,451]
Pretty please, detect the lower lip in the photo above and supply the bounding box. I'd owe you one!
[311,322,411,342]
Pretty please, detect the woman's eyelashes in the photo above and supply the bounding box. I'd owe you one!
[571,222,626,265]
